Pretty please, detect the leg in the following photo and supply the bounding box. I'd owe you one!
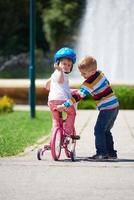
[94,112,108,155]
[94,108,119,156]
[105,108,119,157]
[64,105,76,135]
[48,100,64,130]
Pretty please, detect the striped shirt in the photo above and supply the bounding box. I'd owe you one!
[64,70,119,111]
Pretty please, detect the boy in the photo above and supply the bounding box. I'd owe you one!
[57,56,119,160]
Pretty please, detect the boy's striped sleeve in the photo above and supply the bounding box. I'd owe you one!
[63,85,90,107]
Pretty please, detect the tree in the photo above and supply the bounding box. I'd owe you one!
[0,0,86,56]
[0,0,29,56]
[42,0,86,51]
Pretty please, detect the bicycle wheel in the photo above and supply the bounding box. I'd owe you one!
[37,148,44,160]
[51,127,62,161]
[64,127,76,158]
[37,145,50,160]
[64,136,76,158]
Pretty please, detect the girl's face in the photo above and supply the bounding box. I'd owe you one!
[79,68,96,79]
[59,58,72,73]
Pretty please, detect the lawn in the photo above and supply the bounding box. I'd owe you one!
[0,111,52,156]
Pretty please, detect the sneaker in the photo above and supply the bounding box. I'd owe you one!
[108,155,117,159]
[88,154,108,160]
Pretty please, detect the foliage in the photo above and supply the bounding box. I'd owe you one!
[113,85,134,109]
[0,111,52,156]
[0,0,29,56]
[0,96,14,113]
[0,0,86,57]
[0,0,86,78]
[43,0,86,51]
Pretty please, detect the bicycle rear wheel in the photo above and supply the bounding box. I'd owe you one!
[64,136,76,159]
[51,127,62,161]
[64,127,76,159]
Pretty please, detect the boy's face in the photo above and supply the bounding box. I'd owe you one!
[59,58,72,73]
[79,68,96,79]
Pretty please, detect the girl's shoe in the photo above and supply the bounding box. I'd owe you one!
[70,135,80,140]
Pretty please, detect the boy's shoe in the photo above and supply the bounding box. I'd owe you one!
[108,155,117,159]
[88,154,108,160]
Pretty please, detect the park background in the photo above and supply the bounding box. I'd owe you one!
[0,0,134,110]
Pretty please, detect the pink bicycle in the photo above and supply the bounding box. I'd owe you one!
[37,111,80,161]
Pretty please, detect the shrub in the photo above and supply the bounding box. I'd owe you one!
[0,96,14,113]
[113,85,134,109]
[78,95,96,109]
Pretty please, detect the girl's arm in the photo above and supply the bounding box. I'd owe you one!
[44,78,51,91]
[54,63,64,84]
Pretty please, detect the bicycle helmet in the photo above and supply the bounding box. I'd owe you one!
[54,47,76,64]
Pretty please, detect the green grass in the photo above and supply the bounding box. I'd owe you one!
[0,111,52,156]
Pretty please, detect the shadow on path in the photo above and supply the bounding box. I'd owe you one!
[57,157,134,163]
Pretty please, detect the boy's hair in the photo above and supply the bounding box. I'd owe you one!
[78,56,97,71]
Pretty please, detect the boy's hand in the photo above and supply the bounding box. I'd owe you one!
[57,104,67,112]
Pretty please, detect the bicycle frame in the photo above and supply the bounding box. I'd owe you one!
[37,111,79,161]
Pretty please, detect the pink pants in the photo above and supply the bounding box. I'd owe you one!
[48,100,76,135]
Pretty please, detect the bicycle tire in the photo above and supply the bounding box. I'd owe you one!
[37,148,43,160]
[64,137,76,158]
[51,127,62,161]
[64,127,76,158]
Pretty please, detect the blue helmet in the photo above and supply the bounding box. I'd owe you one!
[54,47,76,64]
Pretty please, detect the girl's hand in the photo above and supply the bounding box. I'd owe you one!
[57,104,67,112]
[54,63,63,71]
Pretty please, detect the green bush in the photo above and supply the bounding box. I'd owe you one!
[77,85,134,110]
[77,95,96,109]
[0,96,14,113]
[113,85,134,109]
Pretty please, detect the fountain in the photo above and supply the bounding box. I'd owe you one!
[74,0,134,84]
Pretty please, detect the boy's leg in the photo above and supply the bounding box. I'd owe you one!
[94,108,119,157]
[94,111,108,156]
[105,108,119,157]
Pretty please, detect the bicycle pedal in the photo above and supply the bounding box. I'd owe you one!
[70,135,80,140]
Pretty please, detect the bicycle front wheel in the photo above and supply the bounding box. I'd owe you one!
[51,127,62,161]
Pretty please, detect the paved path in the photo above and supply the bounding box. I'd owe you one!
[0,109,134,200]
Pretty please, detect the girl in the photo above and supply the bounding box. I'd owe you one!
[45,47,78,138]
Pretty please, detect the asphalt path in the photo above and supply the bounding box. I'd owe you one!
[0,110,134,200]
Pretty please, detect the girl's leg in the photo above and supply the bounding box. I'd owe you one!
[48,100,64,130]
[64,105,76,135]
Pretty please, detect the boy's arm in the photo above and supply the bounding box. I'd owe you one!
[57,85,91,111]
